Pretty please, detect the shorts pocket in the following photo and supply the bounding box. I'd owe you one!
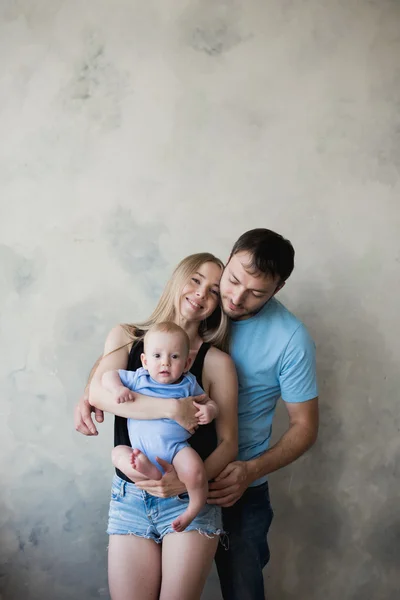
[176,492,189,503]
[111,480,122,500]
[111,488,120,501]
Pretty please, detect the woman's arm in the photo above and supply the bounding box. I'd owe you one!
[88,325,198,431]
[102,370,126,394]
[202,347,238,481]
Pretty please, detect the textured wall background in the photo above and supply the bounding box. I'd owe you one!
[1,1,399,598]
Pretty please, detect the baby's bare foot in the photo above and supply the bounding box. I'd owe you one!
[172,508,197,532]
[130,449,162,480]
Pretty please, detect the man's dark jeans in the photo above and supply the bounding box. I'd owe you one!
[215,481,274,600]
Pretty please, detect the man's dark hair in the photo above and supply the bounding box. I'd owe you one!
[230,228,295,283]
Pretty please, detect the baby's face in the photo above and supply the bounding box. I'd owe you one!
[141,331,190,384]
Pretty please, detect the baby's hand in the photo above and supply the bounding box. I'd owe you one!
[114,386,135,404]
[193,400,218,425]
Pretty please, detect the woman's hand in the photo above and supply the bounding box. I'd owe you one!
[172,395,206,433]
[135,458,186,498]
[74,391,104,436]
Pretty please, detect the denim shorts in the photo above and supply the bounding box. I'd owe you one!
[107,475,223,543]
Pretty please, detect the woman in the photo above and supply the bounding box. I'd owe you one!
[86,252,238,600]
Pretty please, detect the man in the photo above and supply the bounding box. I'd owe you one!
[75,228,318,600]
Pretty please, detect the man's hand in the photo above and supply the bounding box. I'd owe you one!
[173,394,207,433]
[193,399,218,425]
[207,461,251,507]
[114,386,135,404]
[74,391,104,436]
[135,457,186,498]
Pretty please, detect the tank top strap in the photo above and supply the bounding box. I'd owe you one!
[127,339,144,371]
[191,342,211,389]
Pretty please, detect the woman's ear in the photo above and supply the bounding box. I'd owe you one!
[141,353,147,368]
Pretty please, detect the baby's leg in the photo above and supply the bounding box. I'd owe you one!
[111,446,161,482]
[171,447,208,532]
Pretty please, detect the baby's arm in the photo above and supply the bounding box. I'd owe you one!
[190,380,219,425]
[101,370,135,404]
[194,398,219,424]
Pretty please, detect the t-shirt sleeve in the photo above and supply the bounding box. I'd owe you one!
[192,381,205,396]
[279,324,318,403]
[187,374,205,397]
[118,369,138,390]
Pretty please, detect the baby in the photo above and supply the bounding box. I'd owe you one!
[102,322,218,532]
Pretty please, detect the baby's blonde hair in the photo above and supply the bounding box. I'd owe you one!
[143,322,190,356]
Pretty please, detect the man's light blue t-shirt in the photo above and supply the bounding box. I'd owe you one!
[231,297,318,487]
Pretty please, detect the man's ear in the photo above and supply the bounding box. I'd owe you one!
[184,356,193,372]
[140,353,147,368]
[273,281,286,296]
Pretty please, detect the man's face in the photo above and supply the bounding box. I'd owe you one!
[219,251,284,321]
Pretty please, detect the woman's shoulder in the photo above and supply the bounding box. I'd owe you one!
[103,324,133,354]
[203,345,235,372]
[203,346,238,392]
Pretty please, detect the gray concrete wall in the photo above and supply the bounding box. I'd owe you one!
[1,1,399,598]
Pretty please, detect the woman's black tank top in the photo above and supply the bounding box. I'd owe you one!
[114,340,218,482]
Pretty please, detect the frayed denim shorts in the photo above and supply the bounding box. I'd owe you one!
[107,475,223,543]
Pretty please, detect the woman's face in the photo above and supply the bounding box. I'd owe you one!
[178,261,222,323]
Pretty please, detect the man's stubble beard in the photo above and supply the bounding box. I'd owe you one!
[221,299,255,322]
[221,295,274,322]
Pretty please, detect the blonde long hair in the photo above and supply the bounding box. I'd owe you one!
[123,252,230,353]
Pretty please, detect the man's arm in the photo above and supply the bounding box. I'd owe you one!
[209,323,319,507]
[208,397,318,507]
[74,390,104,436]
[74,355,105,436]
[247,396,318,482]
